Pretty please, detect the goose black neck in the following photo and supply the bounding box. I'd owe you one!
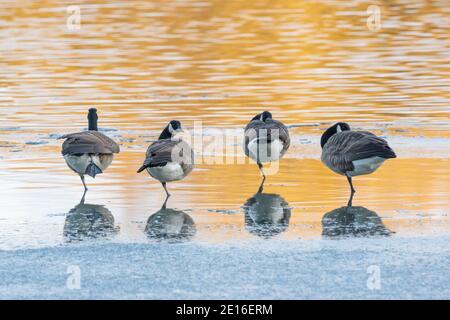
[88,109,98,131]
[88,111,98,131]
[320,132,330,149]
[321,123,350,148]
[158,126,172,140]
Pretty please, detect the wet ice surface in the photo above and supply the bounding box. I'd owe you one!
[1,127,449,299]
[0,236,449,299]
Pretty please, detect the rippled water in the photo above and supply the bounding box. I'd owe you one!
[0,0,449,251]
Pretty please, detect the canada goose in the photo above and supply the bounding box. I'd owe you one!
[137,120,194,197]
[145,198,196,242]
[321,206,393,238]
[321,122,396,207]
[244,111,290,179]
[59,108,120,191]
[242,179,291,238]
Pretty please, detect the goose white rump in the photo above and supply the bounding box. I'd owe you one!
[247,138,284,163]
[348,156,386,177]
[148,162,185,182]
[64,154,113,174]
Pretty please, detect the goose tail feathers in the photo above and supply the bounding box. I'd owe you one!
[85,163,102,178]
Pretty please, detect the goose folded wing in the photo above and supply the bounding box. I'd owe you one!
[61,131,120,155]
[245,120,290,145]
[346,135,396,161]
[244,120,263,142]
[327,153,355,173]
[266,119,290,147]
[140,140,191,170]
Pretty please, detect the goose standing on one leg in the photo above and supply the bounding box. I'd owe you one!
[59,108,120,192]
[137,120,194,197]
[320,122,396,207]
[244,111,290,180]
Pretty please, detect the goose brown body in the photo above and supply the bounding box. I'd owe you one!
[138,138,194,182]
[60,109,120,191]
[244,117,290,163]
[243,111,290,179]
[321,130,396,177]
[320,122,396,207]
[137,120,194,197]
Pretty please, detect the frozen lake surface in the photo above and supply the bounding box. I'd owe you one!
[1,236,449,299]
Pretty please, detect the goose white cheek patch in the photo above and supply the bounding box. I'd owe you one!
[337,125,342,133]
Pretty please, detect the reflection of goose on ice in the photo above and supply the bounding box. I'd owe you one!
[63,194,118,242]
[242,179,291,239]
[321,206,393,238]
[145,197,196,242]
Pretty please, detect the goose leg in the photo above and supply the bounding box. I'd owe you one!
[161,194,169,210]
[80,174,88,191]
[257,177,266,194]
[346,175,356,207]
[80,189,87,205]
[162,182,170,197]
[257,163,266,180]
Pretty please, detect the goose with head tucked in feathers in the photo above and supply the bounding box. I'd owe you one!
[244,111,290,179]
[137,120,194,197]
[59,108,120,192]
[321,122,396,207]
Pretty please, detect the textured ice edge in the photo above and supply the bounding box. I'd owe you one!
[0,236,449,299]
